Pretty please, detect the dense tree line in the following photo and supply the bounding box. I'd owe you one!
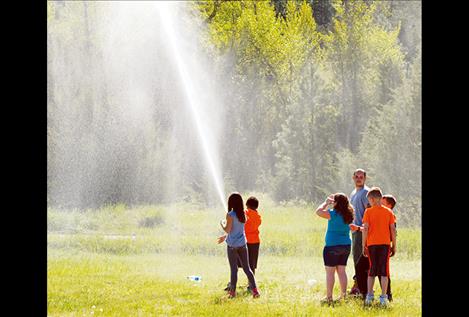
[196,0,420,225]
[47,1,421,226]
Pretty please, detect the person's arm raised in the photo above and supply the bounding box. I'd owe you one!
[316,195,334,219]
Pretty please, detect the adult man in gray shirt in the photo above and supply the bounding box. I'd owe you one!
[349,168,370,294]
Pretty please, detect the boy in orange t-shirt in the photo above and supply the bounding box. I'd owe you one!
[362,187,396,307]
[243,196,262,276]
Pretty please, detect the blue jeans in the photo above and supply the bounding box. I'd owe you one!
[227,244,257,291]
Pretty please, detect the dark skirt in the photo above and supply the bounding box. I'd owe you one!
[323,244,351,266]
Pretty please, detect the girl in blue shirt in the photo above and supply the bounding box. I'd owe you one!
[219,192,259,298]
[316,193,354,304]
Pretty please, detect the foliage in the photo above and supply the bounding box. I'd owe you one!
[47,0,421,222]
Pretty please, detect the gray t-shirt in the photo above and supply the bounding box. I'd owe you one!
[350,185,370,226]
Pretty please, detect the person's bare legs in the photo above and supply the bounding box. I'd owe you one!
[367,276,375,297]
[325,266,336,299]
[336,265,348,298]
[379,276,388,296]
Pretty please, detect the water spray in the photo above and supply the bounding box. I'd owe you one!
[157,2,227,211]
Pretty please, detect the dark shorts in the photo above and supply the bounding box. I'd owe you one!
[237,243,260,270]
[323,245,351,267]
[355,253,393,299]
[368,245,390,277]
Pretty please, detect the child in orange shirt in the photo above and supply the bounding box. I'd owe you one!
[243,196,262,277]
[362,187,396,307]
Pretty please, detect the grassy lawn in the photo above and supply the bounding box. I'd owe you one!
[48,200,421,316]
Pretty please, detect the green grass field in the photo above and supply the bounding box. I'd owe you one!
[48,196,421,316]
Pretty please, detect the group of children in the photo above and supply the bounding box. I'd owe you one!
[217,187,397,307]
[316,187,397,306]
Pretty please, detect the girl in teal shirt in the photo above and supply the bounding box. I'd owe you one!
[316,193,354,304]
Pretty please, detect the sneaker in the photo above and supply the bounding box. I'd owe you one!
[251,287,260,298]
[364,294,374,306]
[223,282,231,291]
[379,294,389,307]
[227,290,236,298]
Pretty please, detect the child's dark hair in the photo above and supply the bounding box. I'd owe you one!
[383,194,396,209]
[228,192,246,223]
[246,196,259,210]
[333,193,354,224]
